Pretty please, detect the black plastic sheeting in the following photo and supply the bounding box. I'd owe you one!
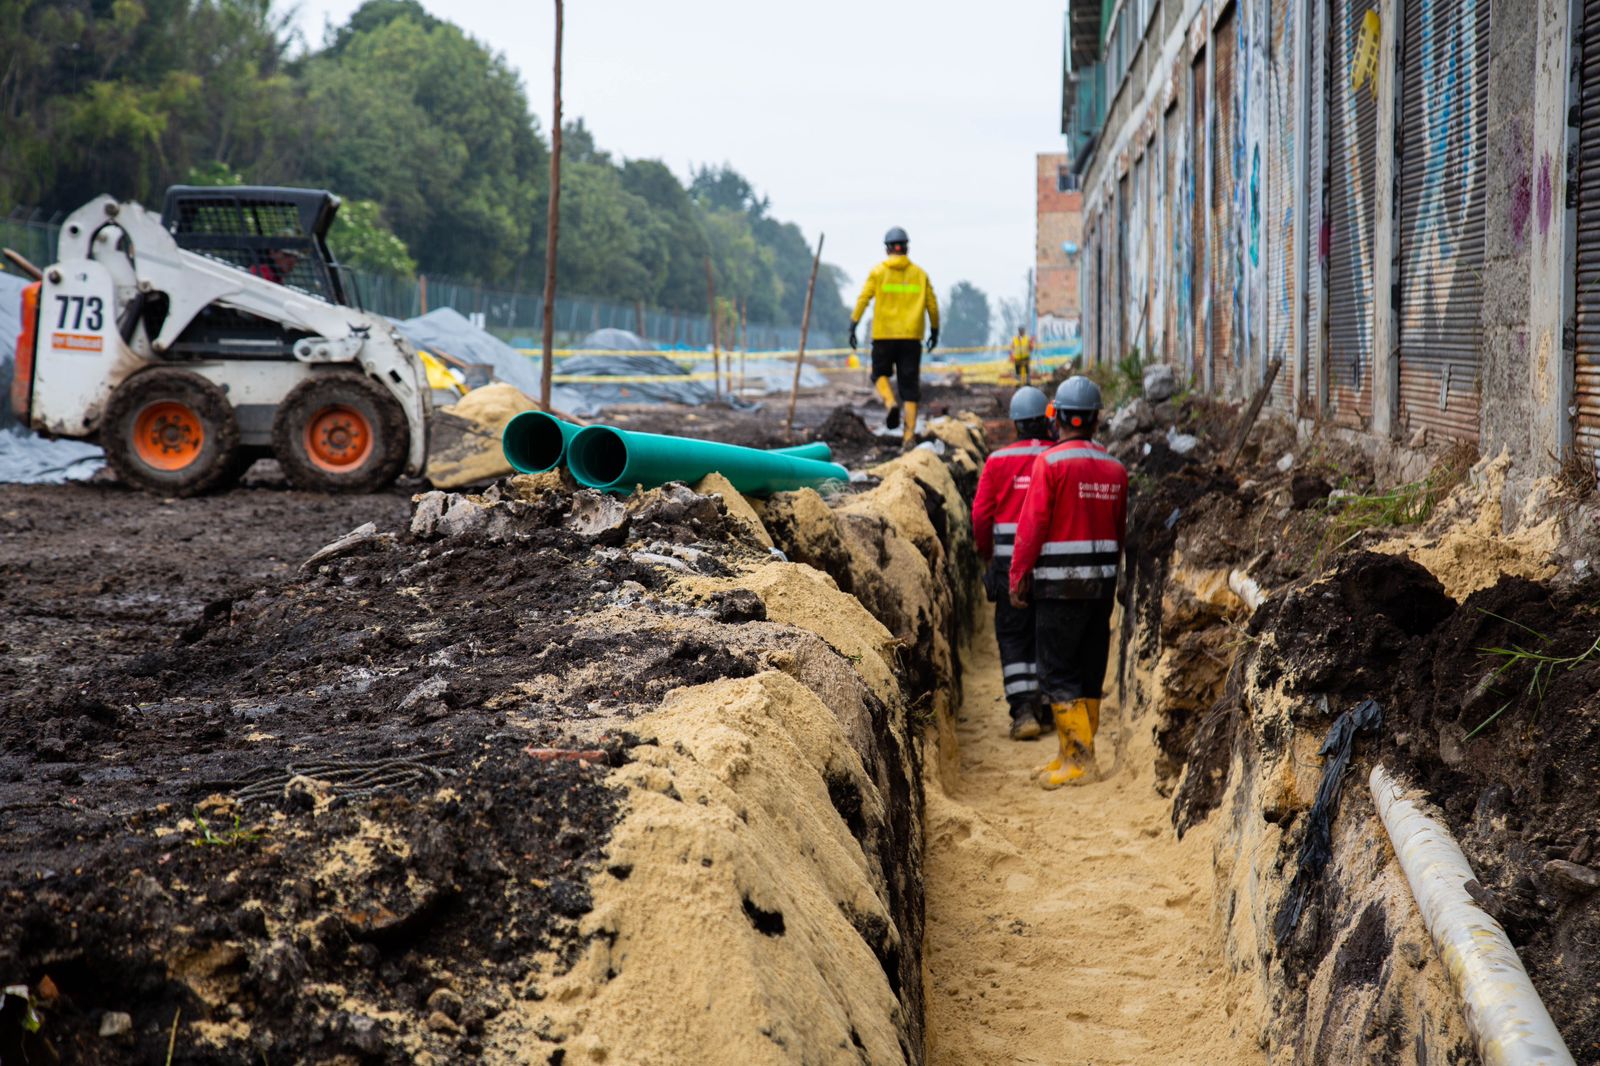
[1274,698,1384,945]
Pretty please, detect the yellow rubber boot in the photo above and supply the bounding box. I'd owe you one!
[901,401,918,447]
[874,376,902,430]
[1040,699,1097,789]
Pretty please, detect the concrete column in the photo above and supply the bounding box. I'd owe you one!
[1527,0,1578,472]
[1476,0,1542,463]
[1370,0,1402,438]
[1291,0,1312,417]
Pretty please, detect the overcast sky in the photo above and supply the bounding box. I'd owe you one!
[292,0,1065,310]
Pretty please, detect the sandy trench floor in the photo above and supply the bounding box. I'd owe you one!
[923,608,1257,1065]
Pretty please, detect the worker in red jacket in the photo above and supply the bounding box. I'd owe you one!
[1009,376,1127,788]
[971,386,1056,740]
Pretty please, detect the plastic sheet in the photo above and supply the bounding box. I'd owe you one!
[1370,765,1575,1065]
[1274,698,1383,943]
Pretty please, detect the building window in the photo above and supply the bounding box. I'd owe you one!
[1057,167,1079,193]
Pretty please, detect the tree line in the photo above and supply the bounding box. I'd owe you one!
[0,0,859,337]
[0,0,1010,345]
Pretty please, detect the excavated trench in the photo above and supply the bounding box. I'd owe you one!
[4,394,1598,1064]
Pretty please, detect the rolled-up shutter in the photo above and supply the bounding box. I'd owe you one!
[1396,0,1489,445]
[1326,0,1379,426]
[1212,7,1239,396]
[1574,3,1600,460]
[1266,0,1296,409]
[1307,0,1327,411]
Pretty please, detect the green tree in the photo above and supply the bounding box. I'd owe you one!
[296,2,543,280]
[619,158,712,311]
[942,281,992,348]
[329,198,416,276]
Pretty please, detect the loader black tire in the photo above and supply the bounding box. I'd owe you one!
[272,373,408,493]
[101,368,241,498]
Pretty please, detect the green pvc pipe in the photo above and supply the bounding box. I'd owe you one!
[503,411,579,474]
[504,411,833,474]
[773,441,832,462]
[567,425,849,497]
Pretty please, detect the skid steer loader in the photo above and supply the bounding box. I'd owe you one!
[8,186,429,496]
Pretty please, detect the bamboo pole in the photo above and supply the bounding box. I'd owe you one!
[704,256,720,400]
[785,233,825,435]
[539,0,564,410]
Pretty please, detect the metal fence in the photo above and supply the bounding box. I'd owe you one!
[1,206,807,350]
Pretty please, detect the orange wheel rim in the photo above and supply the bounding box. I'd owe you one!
[304,404,374,473]
[132,401,205,471]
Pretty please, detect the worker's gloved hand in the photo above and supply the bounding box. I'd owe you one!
[926,328,939,354]
[848,322,858,350]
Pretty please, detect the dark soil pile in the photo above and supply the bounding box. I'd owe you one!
[0,478,811,1064]
[1243,553,1600,1053]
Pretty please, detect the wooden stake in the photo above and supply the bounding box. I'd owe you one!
[738,298,747,396]
[539,0,564,410]
[418,273,428,315]
[785,233,825,436]
[1225,357,1283,468]
[704,256,720,399]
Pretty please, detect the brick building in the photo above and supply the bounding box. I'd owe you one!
[1035,152,1083,345]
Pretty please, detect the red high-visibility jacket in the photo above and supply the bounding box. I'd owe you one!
[1009,439,1128,600]
[971,437,1054,559]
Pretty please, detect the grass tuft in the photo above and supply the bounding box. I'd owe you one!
[1467,618,1600,738]
[191,810,264,848]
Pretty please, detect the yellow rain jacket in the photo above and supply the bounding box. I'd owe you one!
[852,255,940,341]
[1011,335,1034,362]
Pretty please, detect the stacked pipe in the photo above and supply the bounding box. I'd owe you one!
[502,411,846,496]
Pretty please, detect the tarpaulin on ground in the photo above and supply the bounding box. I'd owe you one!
[577,327,653,351]
[397,308,545,399]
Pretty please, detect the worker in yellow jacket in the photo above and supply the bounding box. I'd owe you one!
[1010,327,1035,384]
[849,227,940,446]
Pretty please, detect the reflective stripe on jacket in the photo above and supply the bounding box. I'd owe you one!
[971,438,1053,559]
[1009,440,1128,601]
[851,255,940,340]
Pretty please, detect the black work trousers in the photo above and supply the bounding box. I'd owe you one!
[870,338,923,402]
[993,596,1039,717]
[1035,596,1115,704]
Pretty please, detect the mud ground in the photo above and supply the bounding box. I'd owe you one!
[0,381,994,1064]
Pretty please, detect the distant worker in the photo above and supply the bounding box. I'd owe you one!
[849,226,940,448]
[1008,376,1127,788]
[972,386,1057,740]
[1010,327,1035,384]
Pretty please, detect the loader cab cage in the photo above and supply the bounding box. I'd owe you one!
[160,186,361,310]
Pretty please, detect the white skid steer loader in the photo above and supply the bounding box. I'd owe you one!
[8,186,429,496]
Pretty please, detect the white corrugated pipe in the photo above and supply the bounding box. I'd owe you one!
[1228,568,1264,611]
[1369,765,1574,1065]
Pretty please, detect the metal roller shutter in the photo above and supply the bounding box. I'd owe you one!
[1578,0,1600,459]
[1193,50,1209,387]
[1326,0,1379,426]
[1267,0,1296,409]
[1212,6,1239,396]
[1396,0,1489,445]
[1307,0,1327,411]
